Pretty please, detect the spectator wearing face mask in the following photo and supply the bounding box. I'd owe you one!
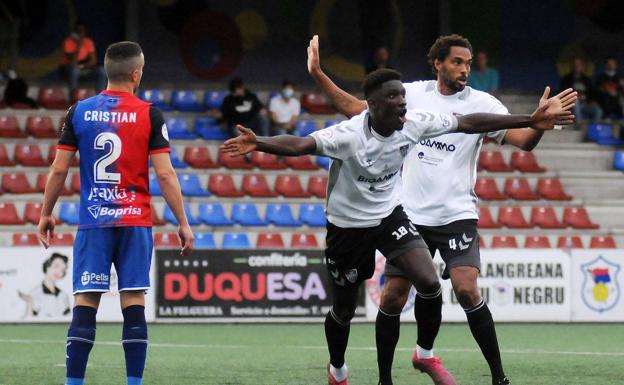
[595,58,623,119]
[220,77,269,138]
[268,80,301,135]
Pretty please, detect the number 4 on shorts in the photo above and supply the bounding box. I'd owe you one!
[449,238,457,250]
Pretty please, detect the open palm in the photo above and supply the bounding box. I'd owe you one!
[220,125,257,156]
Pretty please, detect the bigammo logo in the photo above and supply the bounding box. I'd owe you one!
[581,256,621,313]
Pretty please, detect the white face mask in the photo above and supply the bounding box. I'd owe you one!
[282,88,294,98]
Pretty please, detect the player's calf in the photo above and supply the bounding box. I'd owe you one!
[122,305,148,385]
[66,306,97,385]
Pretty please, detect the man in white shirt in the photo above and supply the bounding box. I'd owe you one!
[269,80,301,135]
[307,35,576,385]
[222,68,573,385]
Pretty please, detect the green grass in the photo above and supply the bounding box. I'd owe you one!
[0,323,622,384]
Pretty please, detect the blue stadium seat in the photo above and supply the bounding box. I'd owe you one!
[149,173,162,196]
[266,203,301,226]
[295,120,317,136]
[163,203,201,225]
[59,202,79,225]
[614,152,624,171]
[198,203,233,226]
[138,89,172,111]
[587,123,623,145]
[194,232,216,249]
[222,233,251,249]
[324,119,341,128]
[195,118,228,140]
[165,117,196,140]
[171,90,204,112]
[178,174,211,197]
[232,203,266,226]
[204,91,226,110]
[299,204,326,227]
[169,147,188,169]
[316,156,330,170]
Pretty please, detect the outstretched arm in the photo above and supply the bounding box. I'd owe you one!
[221,125,317,157]
[307,35,367,118]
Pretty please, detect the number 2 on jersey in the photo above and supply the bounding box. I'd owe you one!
[93,132,122,184]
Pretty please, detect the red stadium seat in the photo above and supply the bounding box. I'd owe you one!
[475,178,506,200]
[491,235,518,248]
[151,205,165,226]
[291,233,320,249]
[557,236,584,249]
[590,235,616,249]
[26,116,58,138]
[498,206,533,228]
[257,233,285,249]
[301,92,337,114]
[37,87,69,109]
[477,206,501,228]
[308,176,328,198]
[562,207,599,229]
[36,173,73,196]
[23,202,63,225]
[242,174,278,197]
[48,144,79,167]
[14,144,48,167]
[537,178,572,201]
[0,144,15,166]
[218,148,254,169]
[510,151,546,173]
[0,203,24,224]
[251,152,286,170]
[530,207,566,229]
[2,173,36,194]
[71,88,96,103]
[12,233,39,246]
[284,155,319,170]
[478,151,512,172]
[52,233,74,246]
[183,147,218,169]
[70,173,81,193]
[154,233,180,248]
[0,116,26,138]
[524,236,552,248]
[208,174,244,197]
[504,177,540,200]
[275,175,310,198]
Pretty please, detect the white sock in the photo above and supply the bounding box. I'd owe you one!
[417,344,434,359]
[329,363,348,381]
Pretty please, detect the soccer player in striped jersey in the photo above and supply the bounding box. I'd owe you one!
[307,35,576,385]
[222,68,573,385]
[38,41,194,385]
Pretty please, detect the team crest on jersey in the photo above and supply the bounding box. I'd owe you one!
[399,145,409,157]
[581,256,621,313]
[345,269,358,283]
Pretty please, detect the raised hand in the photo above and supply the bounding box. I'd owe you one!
[220,125,257,156]
[538,86,577,113]
[307,35,321,75]
[530,104,575,130]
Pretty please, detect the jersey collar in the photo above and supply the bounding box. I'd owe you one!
[429,81,471,100]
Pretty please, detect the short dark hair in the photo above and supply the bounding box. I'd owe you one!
[43,253,68,274]
[229,77,244,92]
[362,68,402,99]
[427,34,473,74]
[104,41,143,82]
[282,80,294,88]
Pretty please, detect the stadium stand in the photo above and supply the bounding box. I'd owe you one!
[478,150,513,172]
[222,232,251,249]
[0,115,27,137]
[524,235,552,248]
[26,116,58,138]
[37,87,68,109]
[491,235,518,248]
[475,178,507,200]
[209,174,245,197]
[194,232,217,249]
[184,146,218,168]
[257,233,285,248]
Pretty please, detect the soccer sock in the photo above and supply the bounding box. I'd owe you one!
[414,285,442,352]
[464,299,505,380]
[375,309,400,385]
[66,305,97,385]
[122,305,148,385]
[329,363,348,382]
[324,308,350,369]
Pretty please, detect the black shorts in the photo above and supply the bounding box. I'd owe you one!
[385,219,480,280]
[325,205,427,286]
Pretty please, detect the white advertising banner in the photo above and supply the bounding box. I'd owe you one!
[0,247,155,322]
[366,249,572,322]
[570,249,623,322]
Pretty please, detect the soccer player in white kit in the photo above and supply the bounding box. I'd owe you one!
[307,35,577,385]
[222,68,574,385]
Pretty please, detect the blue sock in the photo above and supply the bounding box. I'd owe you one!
[122,305,148,385]
[66,306,97,385]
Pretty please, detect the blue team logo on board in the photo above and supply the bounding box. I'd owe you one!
[418,152,425,159]
[581,256,621,313]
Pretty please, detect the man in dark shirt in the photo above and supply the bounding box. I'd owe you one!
[596,58,623,119]
[220,78,269,138]
[559,58,602,121]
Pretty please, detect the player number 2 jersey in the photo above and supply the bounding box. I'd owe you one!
[58,90,170,228]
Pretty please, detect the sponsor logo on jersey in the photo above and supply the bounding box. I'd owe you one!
[418,139,456,152]
[81,271,110,286]
[357,170,399,184]
[399,144,409,157]
[161,123,169,141]
[87,187,136,203]
[87,205,142,219]
[581,256,620,313]
[418,152,425,159]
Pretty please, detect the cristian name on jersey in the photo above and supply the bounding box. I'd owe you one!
[401,81,508,226]
[58,90,170,229]
[310,109,457,228]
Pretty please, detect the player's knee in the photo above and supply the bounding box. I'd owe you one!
[380,286,409,314]
[454,285,481,308]
[416,276,441,296]
[332,305,356,324]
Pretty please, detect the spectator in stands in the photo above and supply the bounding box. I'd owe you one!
[366,46,393,74]
[595,58,623,119]
[60,22,106,93]
[559,58,602,121]
[468,51,499,95]
[269,80,301,135]
[220,77,269,138]
[18,252,70,319]
[2,77,37,108]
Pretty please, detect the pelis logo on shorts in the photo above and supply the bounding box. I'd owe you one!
[581,256,621,313]
[81,271,110,287]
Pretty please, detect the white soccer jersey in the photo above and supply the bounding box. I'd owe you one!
[401,80,509,226]
[310,109,457,228]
